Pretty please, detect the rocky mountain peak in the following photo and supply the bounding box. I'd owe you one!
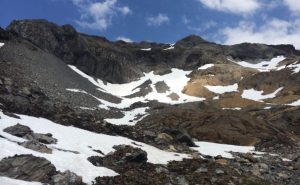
[175,34,209,47]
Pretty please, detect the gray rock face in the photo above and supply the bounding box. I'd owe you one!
[51,170,83,185]
[6,19,297,84]
[20,140,52,154]
[3,123,33,137]
[0,154,56,183]
[25,133,57,144]
[154,81,170,93]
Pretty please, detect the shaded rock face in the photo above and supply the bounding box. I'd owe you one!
[6,19,296,83]
[224,43,294,61]
[0,27,9,41]
[6,19,140,84]
[0,155,56,183]
[137,105,287,146]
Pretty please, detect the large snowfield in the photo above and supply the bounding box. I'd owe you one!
[67,55,300,127]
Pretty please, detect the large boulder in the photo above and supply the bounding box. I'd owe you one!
[3,123,33,137]
[0,155,56,183]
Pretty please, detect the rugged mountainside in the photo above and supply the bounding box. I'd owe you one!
[0,19,300,185]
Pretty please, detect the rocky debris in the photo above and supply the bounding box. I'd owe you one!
[94,153,270,185]
[229,153,300,185]
[136,104,289,146]
[0,154,56,183]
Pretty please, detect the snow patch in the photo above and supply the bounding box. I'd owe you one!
[222,107,242,110]
[79,107,96,110]
[213,96,219,100]
[192,141,255,158]
[277,61,300,74]
[204,83,238,94]
[0,111,188,184]
[0,177,42,185]
[0,42,4,48]
[163,44,175,50]
[198,64,214,70]
[241,87,283,102]
[233,56,286,72]
[68,66,205,108]
[287,99,300,106]
[105,107,148,126]
[141,48,151,51]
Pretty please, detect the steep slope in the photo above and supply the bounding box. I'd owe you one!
[7,19,297,83]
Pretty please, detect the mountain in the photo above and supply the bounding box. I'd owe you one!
[0,19,300,185]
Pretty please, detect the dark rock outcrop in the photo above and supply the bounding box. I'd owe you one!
[0,155,85,185]
[6,19,297,84]
[20,140,52,154]
[3,123,33,137]
[0,155,56,183]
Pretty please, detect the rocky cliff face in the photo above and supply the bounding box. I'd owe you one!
[6,19,297,83]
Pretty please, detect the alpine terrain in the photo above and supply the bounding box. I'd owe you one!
[0,19,300,185]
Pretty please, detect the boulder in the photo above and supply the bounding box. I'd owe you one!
[26,133,57,144]
[0,154,56,183]
[20,140,52,154]
[3,124,33,137]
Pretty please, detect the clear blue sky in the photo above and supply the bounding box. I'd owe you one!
[0,0,299,48]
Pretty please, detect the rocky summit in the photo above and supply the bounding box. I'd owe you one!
[0,19,300,185]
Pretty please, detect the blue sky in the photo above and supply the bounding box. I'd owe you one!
[1,0,300,48]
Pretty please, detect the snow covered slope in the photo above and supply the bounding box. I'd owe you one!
[0,111,188,184]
